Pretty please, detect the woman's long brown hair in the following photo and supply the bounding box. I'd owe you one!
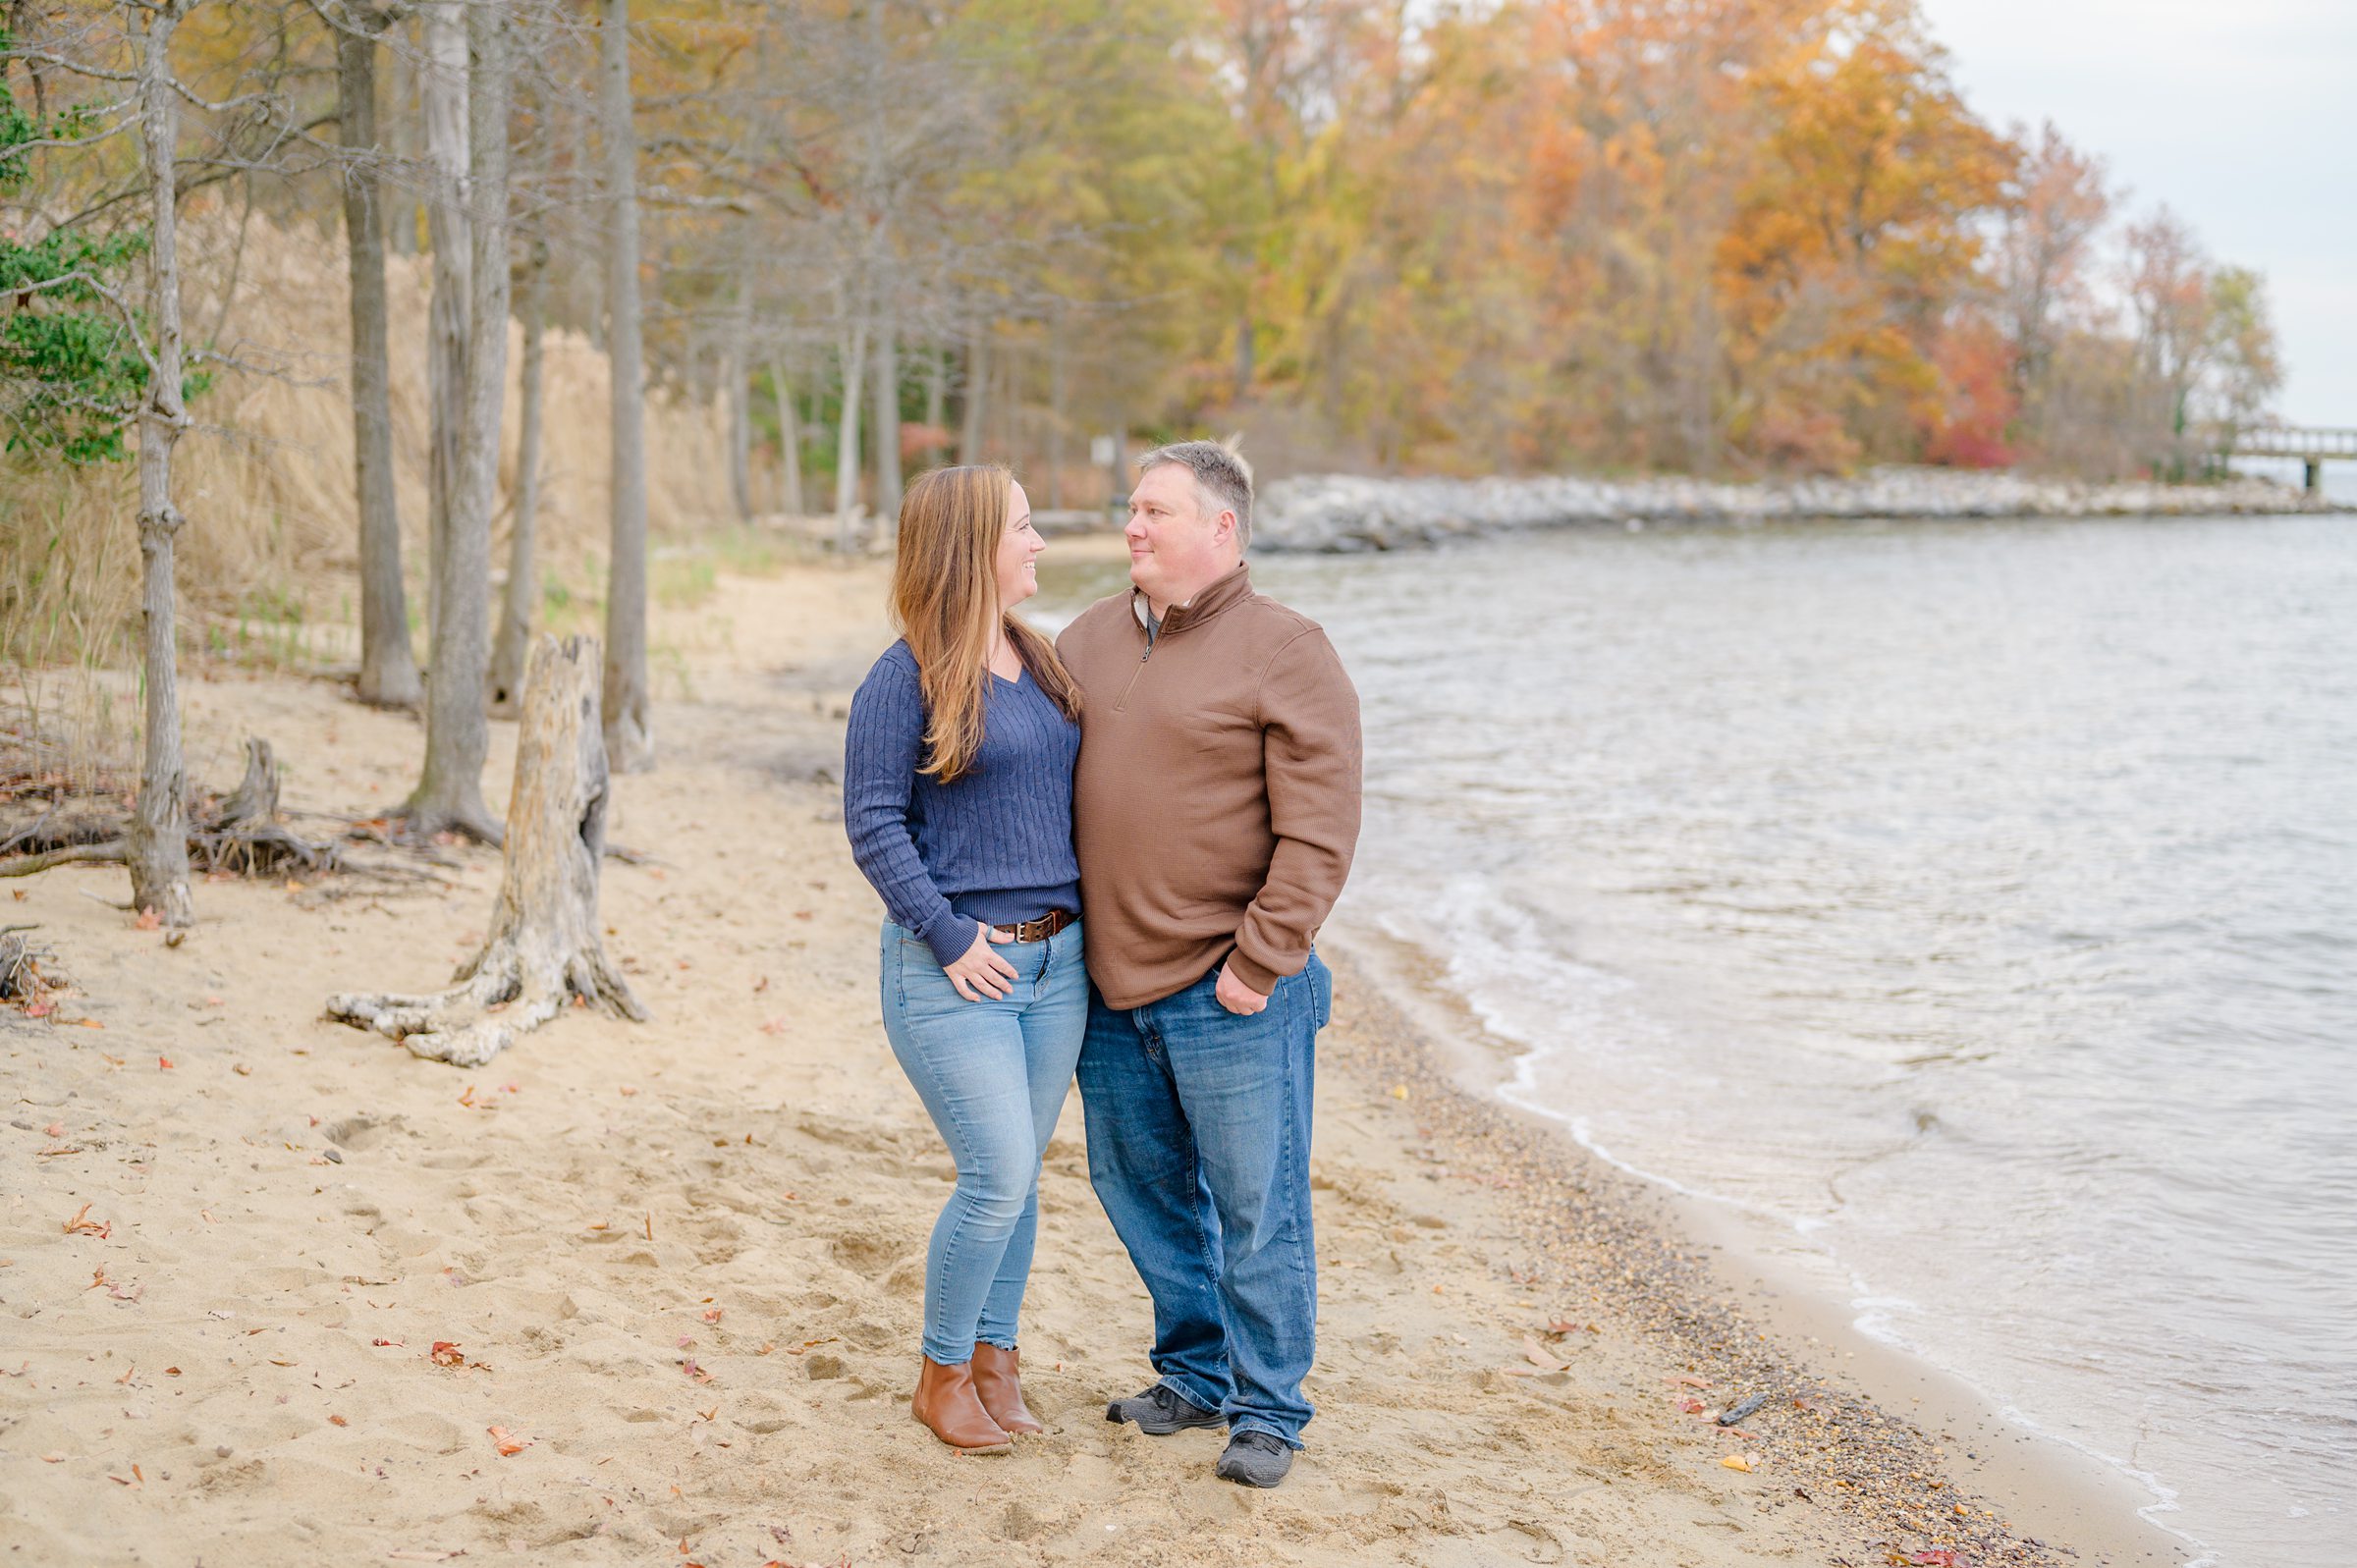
[891,464,1083,784]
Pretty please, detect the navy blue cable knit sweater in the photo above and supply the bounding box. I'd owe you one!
[843,639,1081,967]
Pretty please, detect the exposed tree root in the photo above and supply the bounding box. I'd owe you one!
[0,736,429,891]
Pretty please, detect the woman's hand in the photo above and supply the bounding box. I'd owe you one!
[944,921,1021,1001]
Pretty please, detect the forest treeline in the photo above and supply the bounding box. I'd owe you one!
[7,0,2286,507]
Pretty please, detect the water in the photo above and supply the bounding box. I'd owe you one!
[1041,514,2357,1567]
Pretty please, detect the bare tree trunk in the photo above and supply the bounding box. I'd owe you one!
[599,0,651,773]
[405,0,509,842]
[1047,308,1069,508]
[834,319,866,552]
[338,3,423,709]
[922,345,945,440]
[131,0,194,936]
[991,339,1016,469]
[421,0,468,638]
[487,234,548,716]
[1104,400,1125,515]
[330,635,645,1066]
[872,323,902,527]
[959,320,987,462]
[384,17,417,256]
[771,356,803,515]
[727,270,752,521]
[1233,306,1253,404]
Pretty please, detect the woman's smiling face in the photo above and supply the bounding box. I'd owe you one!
[995,480,1043,608]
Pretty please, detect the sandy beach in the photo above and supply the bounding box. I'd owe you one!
[1,547,2187,1567]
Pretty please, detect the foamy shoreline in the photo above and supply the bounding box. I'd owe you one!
[1323,919,2188,1568]
[1256,467,2341,551]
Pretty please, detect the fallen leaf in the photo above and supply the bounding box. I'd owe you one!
[25,999,54,1018]
[232,1063,250,1076]
[1678,1397,1706,1416]
[458,1084,477,1108]
[1667,1374,1711,1388]
[619,1085,639,1097]
[430,1342,466,1368]
[682,1358,713,1384]
[44,1122,63,1137]
[1390,1084,1409,1100]
[117,1365,136,1384]
[134,908,161,932]
[1911,1552,1959,1567]
[328,1414,349,1427]
[701,1309,724,1325]
[1545,1317,1578,1334]
[488,1425,527,1457]
[40,1453,64,1463]
[372,1338,404,1348]
[1721,1454,1756,1473]
[1521,1336,1567,1372]
[62,1205,108,1238]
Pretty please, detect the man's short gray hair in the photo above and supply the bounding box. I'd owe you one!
[1137,439,1254,549]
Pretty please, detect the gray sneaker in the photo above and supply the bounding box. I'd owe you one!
[1215,1430,1293,1487]
[1104,1382,1224,1435]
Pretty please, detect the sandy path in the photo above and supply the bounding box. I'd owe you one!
[0,560,2124,1567]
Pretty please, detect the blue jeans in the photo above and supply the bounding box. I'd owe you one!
[880,917,1088,1366]
[1076,953,1333,1448]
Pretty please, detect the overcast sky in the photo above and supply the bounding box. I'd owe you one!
[1915,0,2354,426]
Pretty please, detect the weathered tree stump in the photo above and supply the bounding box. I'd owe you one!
[327,634,645,1066]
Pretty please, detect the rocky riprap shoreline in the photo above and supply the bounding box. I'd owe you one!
[1254,466,2337,552]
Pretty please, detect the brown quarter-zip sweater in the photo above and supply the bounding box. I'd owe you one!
[1057,563,1362,1008]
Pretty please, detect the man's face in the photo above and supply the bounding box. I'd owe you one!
[1125,463,1233,608]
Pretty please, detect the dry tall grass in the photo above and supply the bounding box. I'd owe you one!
[1,210,739,674]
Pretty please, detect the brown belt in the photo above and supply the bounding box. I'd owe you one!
[991,908,1078,943]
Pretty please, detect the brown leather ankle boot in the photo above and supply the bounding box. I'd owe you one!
[910,1356,1012,1452]
[969,1343,1044,1435]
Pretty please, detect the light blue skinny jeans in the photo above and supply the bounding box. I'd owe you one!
[879,916,1087,1366]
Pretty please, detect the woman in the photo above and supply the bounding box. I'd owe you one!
[843,464,1087,1453]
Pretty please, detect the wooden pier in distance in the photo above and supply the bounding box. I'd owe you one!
[2225,425,2357,494]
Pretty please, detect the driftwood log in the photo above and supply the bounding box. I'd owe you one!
[327,634,645,1066]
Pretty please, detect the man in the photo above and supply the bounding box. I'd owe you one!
[1056,440,1361,1488]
